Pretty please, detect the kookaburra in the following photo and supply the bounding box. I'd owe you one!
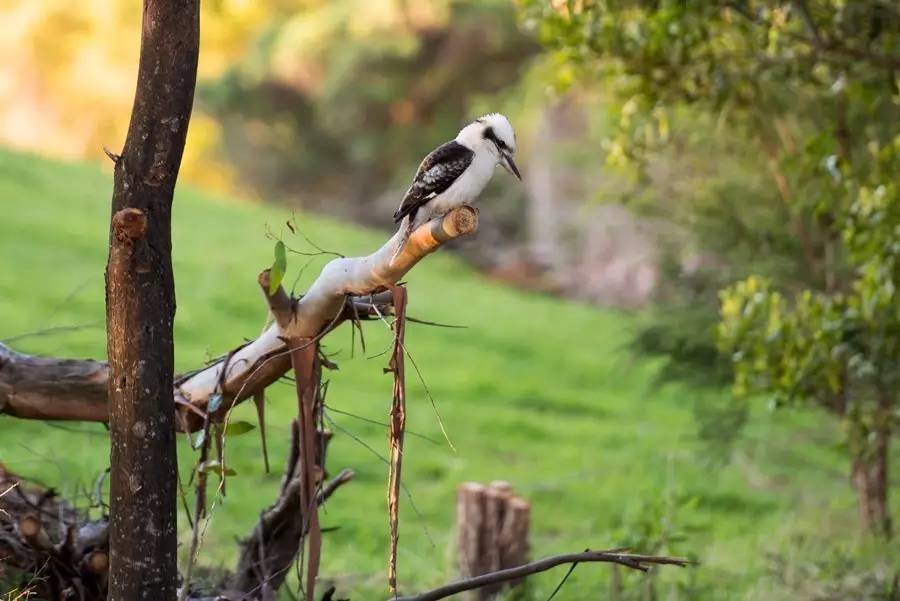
[393,113,520,232]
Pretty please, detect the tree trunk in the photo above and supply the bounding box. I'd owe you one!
[851,394,892,538]
[105,1,199,599]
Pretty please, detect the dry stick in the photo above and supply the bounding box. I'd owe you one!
[387,285,408,596]
[394,550,690,601]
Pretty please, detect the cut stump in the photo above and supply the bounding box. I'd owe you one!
[456,481,531,600]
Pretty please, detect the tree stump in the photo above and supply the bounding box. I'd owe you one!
[456,481,531,600]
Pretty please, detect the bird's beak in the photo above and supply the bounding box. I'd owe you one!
[501,152,522,180]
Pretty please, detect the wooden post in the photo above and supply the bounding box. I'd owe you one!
[456,481,531,600]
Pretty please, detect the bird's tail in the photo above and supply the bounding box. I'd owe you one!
[393,203,418,224]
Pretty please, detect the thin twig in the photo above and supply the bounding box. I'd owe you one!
[322,411,436,549]
[405,316,467,329]
[180,351,234,601]
[545,560,579,601]
[323,404,440,445]
[1,322,103,344]
[102,146,120,163]
[180,408,212,601]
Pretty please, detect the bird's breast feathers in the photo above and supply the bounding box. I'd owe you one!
[427,150,496,211]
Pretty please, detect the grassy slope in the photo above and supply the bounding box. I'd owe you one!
[0,148,896,599]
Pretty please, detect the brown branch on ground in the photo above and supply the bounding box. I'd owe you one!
[394,549,691,601]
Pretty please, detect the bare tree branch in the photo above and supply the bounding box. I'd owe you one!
[395,549,690,601]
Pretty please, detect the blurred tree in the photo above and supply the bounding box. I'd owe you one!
[201,0,538,217]
[520,0,899,534]
[0,0,298,192]
[719,139,899,536]
[522,0,897,375]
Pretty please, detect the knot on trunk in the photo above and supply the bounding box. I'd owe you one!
[112,208,147,242]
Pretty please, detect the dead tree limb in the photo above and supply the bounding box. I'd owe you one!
[394,550,691,601]
[229,421,353,599]
[0,206,478,431]
[0,342,108,422]
[176,205,479,425]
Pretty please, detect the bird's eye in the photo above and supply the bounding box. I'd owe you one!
[483,126,509,152]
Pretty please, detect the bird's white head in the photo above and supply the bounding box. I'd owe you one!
[456,113,521,180]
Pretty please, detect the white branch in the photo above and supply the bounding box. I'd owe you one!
[179,206,477,412]
[0,206,479,430]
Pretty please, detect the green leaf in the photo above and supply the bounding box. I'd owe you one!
[191,430,205,450]
[198,459,219,472]
[198,460,238,477]
[269,240,287,295]
[224,421,256,437]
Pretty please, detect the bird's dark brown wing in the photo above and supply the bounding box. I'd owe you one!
[393,140,474,223]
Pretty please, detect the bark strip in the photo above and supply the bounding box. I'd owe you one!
[387,285,408,594]
[290,340,323,601]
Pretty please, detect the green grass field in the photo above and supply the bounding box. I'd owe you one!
[1,148,897,600]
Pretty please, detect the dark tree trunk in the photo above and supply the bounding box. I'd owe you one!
[851,393,893,538]
[105,1,200,599]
